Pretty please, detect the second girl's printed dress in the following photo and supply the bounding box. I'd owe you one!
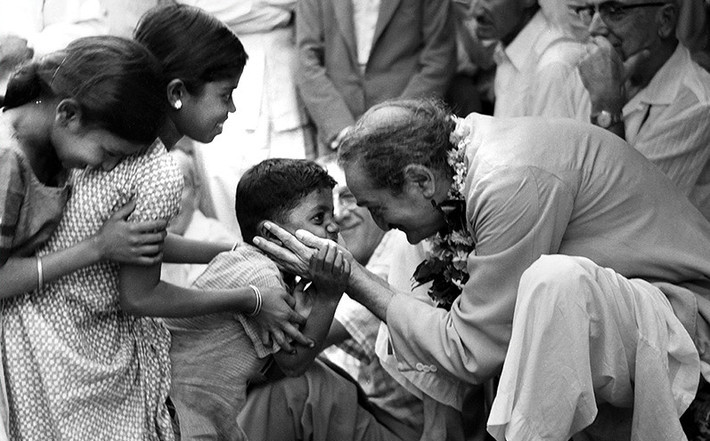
[2,141,182,441]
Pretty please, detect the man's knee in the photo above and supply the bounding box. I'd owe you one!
[518,255,598,307]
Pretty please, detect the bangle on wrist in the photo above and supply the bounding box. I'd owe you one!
[247,285,262,317]
[36,256,44,289]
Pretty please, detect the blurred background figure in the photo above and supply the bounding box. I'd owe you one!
[295,0,457,155]
[0,0,109,99]
[447,0,498,116]
[175,0,313,235]
[161,146,238,288]
[473,0,589,118]
[576,0,710,218]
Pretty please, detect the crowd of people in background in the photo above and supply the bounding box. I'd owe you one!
[1,0,710,440]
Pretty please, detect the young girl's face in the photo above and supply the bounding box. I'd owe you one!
[53,123,147,171]
[173,76,241,144]
[282,188,339,243]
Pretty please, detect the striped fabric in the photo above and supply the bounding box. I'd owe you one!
[623,44,710,205]
[166,244,285,440]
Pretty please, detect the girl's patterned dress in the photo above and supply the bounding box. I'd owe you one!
[2,141,182,440]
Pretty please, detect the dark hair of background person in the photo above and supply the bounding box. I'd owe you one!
[2,35,166,145]
[134,3,249,95]
[338,98,456,194]
[236,158,337,244]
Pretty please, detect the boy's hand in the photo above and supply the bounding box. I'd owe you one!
[309,241,350,297]
[293,279,315,319]
[254,285,313,353]
[93,200,167,265]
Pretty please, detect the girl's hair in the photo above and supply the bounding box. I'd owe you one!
[236,159,336,245]
[3,36,165,145]
[134,4,248,94]
[338,98,456,194]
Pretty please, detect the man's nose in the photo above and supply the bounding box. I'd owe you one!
[588,10,608,36]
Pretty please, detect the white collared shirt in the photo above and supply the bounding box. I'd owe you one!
[493,11,589,118]
[621,44,710,216]
[352,0,381,72]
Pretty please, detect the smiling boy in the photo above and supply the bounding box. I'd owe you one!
[165,158,348,440]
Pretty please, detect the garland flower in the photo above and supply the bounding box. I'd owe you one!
[412,116,475,310]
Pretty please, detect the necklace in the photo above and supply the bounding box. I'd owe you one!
[412,116,475,310]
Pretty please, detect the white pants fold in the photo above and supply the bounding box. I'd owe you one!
[488,255,699,441]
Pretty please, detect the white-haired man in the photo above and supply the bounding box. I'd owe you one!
[577,0,710,217]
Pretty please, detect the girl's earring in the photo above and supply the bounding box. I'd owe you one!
[173,100,183,110]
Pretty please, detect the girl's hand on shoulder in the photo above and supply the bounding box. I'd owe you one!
[93,199,167,265]
[253,285,313,353]
[309,241,351,298]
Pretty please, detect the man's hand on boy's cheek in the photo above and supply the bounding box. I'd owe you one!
[253,222,315,278]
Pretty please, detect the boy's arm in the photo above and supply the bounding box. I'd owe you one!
[273,280,341,376]
[273,243,350,376]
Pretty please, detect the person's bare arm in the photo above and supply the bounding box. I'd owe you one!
[273,243,349,376]
[119,263,313,352]
[162,233,233,264]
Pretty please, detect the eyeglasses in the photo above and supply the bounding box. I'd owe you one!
[335,192,358,214]
[570,1,667,25]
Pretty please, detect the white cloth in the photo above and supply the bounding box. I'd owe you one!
[324,230,425,438]
[382,114,710,439]
[0,0,108,56]
[160,210,238,288]
[352,0,381,71]
[488,255,699,441]
[493,11,589,118]
[620,44,710,215]
[374,234,470,441]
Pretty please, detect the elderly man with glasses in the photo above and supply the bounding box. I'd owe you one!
[576,0,710,219]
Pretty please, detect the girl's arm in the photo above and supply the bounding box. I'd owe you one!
[162,232,233,264]
[118,263,313,352]
[274,242,350,376]
[0,200,166,300]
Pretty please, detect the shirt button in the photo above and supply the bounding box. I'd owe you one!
[416,362,425,371]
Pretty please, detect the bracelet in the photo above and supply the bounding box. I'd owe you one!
[36,256,44,289]
[247,285,262,317]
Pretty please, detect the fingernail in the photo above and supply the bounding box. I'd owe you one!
[253,237,262,245]
[263,222,272,230]
[308,341,315,348]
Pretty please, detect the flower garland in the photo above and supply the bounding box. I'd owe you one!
[412,116,475,310]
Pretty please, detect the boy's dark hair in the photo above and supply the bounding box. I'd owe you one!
[236,159,337,244]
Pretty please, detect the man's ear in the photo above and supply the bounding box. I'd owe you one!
[55,98,82,131]
[657,3,678,39]
[166,79,187,109]
[403,164,437,198]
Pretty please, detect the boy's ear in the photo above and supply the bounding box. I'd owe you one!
[403,164,437,198]
[55,98,83,132]
[166,79,187,109]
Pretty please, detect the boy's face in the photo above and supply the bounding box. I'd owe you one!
[281,188,339,242]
